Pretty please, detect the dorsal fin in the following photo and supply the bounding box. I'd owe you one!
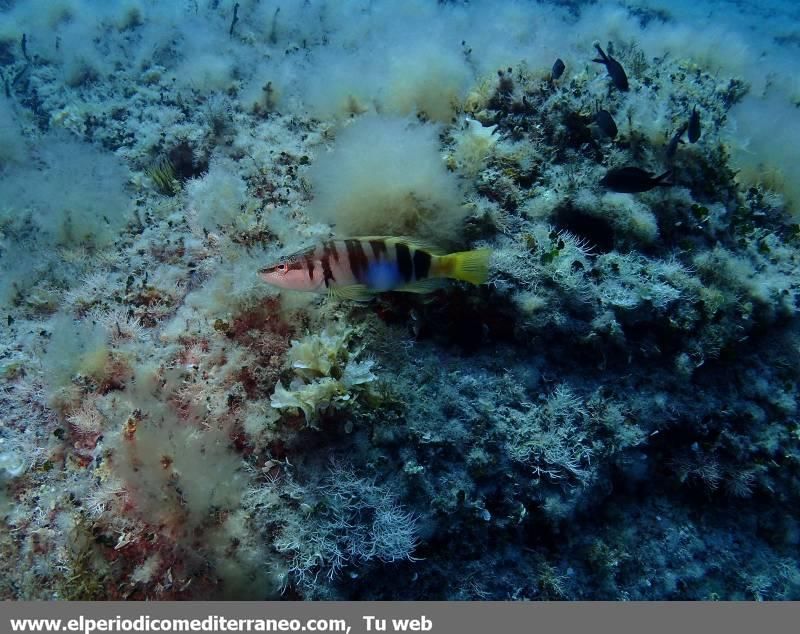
[339,236,446,256]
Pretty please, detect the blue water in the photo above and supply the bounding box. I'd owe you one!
[0,0,799,600]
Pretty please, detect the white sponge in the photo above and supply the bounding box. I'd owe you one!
[307,115,467,243]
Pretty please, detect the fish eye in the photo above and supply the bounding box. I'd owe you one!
[276,263,288,273]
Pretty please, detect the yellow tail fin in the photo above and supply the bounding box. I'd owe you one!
[440,248,491,285]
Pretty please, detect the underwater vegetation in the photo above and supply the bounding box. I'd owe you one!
[1,0,800,601]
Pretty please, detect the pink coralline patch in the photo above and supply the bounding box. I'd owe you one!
[227,299,294,389]
[68,450,95,469]
[176,339,211,368]
[229,298,293,340]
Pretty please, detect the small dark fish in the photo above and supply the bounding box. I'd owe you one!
[666,122,688,159]
[688,106,701,143]
[600,167,672,193]
[595,109,617,138]
[552,58,565,80]
[593,44,629,92]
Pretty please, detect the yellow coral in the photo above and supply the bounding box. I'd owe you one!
[287,326,351,380]
[271,378,345,423]
[270,325,376,426]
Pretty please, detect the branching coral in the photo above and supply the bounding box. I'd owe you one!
[504,385,597,485]
[269,463,419,593]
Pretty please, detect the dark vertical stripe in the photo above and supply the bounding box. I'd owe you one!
[321,255,335,288]
[353,241,369,281]
[304,254,315,281]
[395,242,413,283]
[413,248,431,280]
[344,240,360,281]
[326,240,340,263]
[369,240,388,261]
[345,239,369,282]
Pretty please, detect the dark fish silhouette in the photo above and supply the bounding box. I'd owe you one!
[600,167,672,193]
[552,58,565,80]
[688,106,701,143]
[593,44,629,91]
[666,122,688,159]
[595,109,618,138]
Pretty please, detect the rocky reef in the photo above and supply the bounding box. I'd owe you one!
[1,0,799,600]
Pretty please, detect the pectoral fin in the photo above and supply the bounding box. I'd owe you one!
[329,284,376,302]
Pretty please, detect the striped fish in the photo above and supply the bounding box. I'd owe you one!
[259,237,491,300]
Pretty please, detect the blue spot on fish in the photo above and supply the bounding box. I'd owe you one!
[365,260,402,291]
